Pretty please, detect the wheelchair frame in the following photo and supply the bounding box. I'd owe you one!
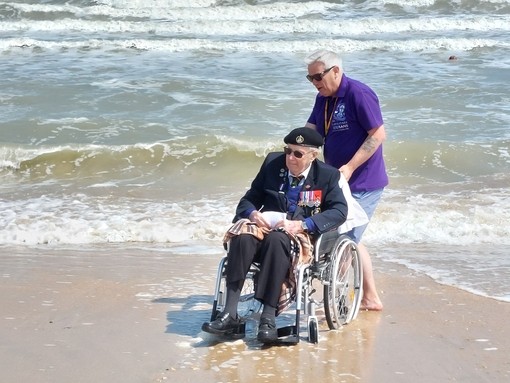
[208,231,363,344]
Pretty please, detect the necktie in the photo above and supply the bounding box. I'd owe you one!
[290,176,303,188]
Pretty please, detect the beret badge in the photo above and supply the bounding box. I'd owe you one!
[283,127,323,148]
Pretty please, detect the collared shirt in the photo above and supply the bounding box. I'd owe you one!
[288,165,311,187]
[287,165,317,232]
[307,74,388,192]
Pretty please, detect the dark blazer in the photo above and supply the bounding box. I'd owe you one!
[234,152,348,235]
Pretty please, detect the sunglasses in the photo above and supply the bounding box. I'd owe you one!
[283,146,308,159]
[306,66,334,82]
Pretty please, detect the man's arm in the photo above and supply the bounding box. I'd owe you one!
[340,124,386,181]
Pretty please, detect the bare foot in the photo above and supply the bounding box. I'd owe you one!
[360,299,383,311]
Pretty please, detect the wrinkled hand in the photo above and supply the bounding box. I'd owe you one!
[274,219,302,235]
[249,210,271,234]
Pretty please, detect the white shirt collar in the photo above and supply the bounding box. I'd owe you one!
[289,163,312,181]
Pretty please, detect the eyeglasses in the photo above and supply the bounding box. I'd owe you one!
[306,66,334,82]
[283,147,308,159]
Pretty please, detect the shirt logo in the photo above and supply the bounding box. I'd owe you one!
[331,102,349,132]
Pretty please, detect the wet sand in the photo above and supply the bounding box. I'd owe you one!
[1,245,509,383]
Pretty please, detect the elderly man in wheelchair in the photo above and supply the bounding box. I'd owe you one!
[202,127,364,344]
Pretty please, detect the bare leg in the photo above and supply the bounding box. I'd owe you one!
[358,242,383,311]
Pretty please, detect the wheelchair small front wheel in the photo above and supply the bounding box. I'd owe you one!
[308,317,319,344]
[324,236,363,330]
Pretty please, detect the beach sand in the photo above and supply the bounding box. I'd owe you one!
[1,245,508,383]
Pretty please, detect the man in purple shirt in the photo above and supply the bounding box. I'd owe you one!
[304,49,388,311]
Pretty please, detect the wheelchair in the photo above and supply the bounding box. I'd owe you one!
[207,230,363,344]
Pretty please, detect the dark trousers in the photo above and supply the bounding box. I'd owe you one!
[226,231,291,308]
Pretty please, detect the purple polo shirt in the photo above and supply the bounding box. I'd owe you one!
[307,74,388,192]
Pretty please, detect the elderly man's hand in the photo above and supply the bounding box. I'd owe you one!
[274,219,303,235]
[249,210,271,234]
[339,165,353,181]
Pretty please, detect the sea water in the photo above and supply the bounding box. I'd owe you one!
[1,0,509,302]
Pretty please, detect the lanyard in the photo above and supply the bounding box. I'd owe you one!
[324,97,338,136]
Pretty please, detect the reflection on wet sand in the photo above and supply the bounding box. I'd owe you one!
[194,312,382,382]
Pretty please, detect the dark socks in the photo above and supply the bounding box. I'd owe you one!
[261,304,276,321]
[224,281,242,318]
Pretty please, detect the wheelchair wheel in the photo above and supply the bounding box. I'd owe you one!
[211,260,261,321]
[324,236,363,329]
[237,267,262,318]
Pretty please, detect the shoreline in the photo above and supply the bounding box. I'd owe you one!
[0,245,508,382]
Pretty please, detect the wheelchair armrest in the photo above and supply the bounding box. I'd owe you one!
[314,230,340,258]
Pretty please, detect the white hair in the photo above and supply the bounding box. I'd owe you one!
[304,50,343,69]
[308,146,322,157]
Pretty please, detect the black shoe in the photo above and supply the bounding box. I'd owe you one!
[201,312,245,338]
[257,316,278,343]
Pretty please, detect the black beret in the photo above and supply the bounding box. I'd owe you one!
[284,127,324,148]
